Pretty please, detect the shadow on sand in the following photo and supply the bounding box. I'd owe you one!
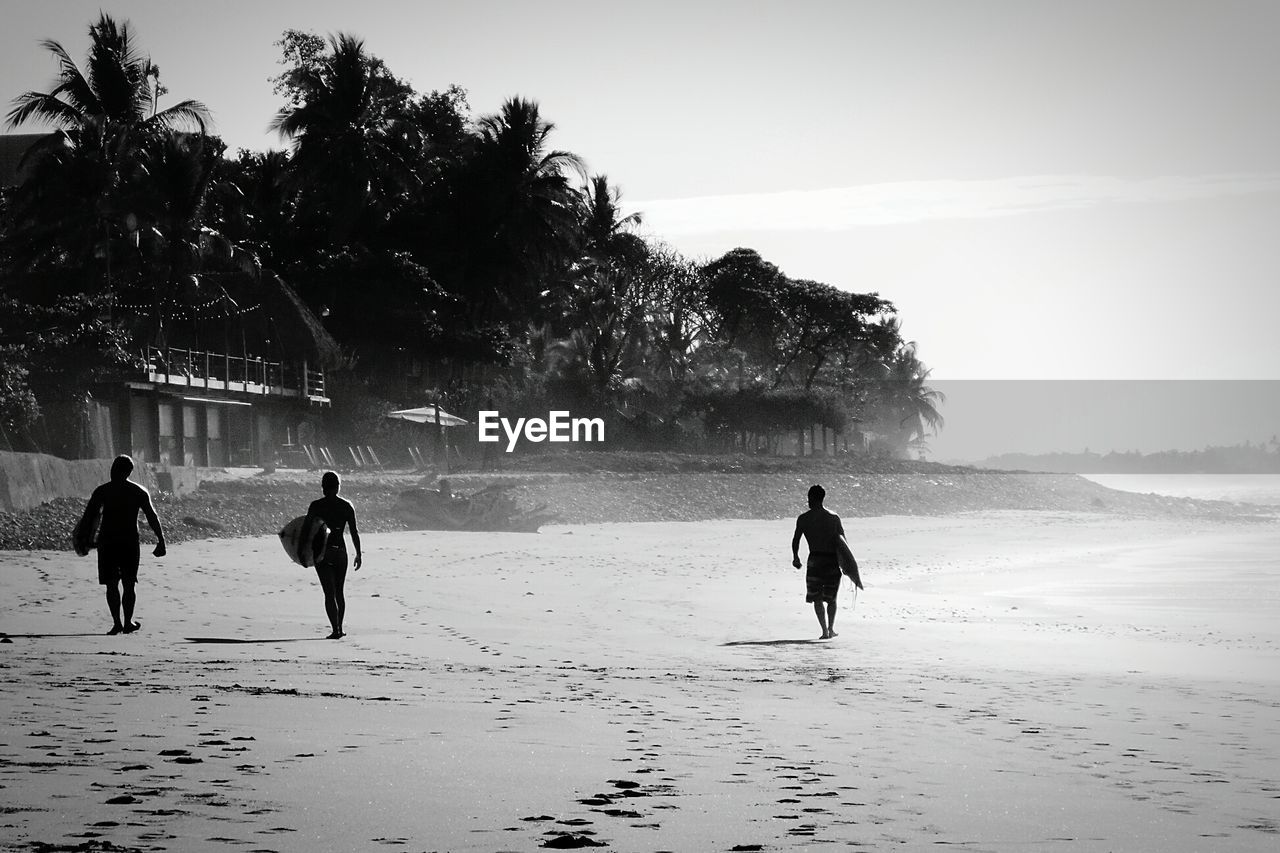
[184,636,327,644]
[0,632,122,639]
[721,638,825,647]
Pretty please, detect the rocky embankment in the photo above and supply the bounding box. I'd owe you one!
[0,453,1271,551]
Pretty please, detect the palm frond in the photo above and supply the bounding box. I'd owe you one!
[149,99,211,133]
[6,92,82,130]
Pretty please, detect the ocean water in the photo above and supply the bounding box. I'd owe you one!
[1082,473,1280,507]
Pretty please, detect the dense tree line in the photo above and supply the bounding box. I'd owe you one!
[0,15,942,457]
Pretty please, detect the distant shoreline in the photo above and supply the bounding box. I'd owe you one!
[1081,472,1280,508]
[971,446,1280,475]
[2,452,1273,551]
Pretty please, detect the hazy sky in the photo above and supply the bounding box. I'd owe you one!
[926,380,1280,461]
[4,1,1279,455]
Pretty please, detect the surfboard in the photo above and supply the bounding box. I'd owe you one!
[278,515,329,567]
[837,535,863,590]
[71,509,100,557]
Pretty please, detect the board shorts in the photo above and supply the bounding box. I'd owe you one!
[315,539,348,579]
[805,553,841,603]
[98,541,141,585]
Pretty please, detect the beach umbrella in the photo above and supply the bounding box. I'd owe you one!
[386,405,470,427]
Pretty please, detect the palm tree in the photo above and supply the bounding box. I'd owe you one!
[218,149,296,267]
[875,342,945,456]
[269,33,419,243]
[7,14,209,137]
[450,97,584,324]
[126,134,265,338]
[578,174,645,269]
[546,267,652,398]
[4,13,210,283]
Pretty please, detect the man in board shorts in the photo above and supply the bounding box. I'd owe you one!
[303,471,363,639]
[78,455,167,635]
[791,484,844,640]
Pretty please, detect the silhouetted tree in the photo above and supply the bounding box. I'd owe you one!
[270,32,420,244]
[4,13,210,287]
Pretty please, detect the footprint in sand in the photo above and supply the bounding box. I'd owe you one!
[541,833,607,849]
[600,808,642,818]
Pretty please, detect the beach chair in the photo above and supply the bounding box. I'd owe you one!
[319,447,337,468]
[348,446,365,467]
[365,447,383,468]
[302,445,320,468]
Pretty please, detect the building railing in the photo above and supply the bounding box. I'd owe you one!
[144,346,330,404]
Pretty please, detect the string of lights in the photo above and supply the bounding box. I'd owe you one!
[112,294,226,310]
[109,298,262,320]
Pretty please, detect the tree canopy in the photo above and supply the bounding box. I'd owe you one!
[2,15,943,458]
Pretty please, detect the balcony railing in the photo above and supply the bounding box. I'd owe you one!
[144,346,330,404]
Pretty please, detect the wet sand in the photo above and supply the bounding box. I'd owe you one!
[1,511,1278,851]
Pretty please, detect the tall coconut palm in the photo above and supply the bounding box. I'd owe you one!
[4,13,210,283]
[7,14,209,138]
[578,174,645,270]
[875,342,945,456]
[450,97,584,324]
[269,33,419,243]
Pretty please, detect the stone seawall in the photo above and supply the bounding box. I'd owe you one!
[0,452,207,512]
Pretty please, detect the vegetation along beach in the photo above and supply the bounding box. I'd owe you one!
[3,5,1280,852]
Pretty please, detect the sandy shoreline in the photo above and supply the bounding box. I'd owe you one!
[5,454,1273,552]
[2,511,1278,851]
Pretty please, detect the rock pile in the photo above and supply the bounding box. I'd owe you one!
[393,485,557,532]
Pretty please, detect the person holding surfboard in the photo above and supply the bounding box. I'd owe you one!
[791,484,845,640]
[76,455,167,636]
[303,471,363,639]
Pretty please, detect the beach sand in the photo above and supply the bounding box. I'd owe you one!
[2,511,1278,851]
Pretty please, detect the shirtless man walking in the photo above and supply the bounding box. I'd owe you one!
[303,471,363,639]
[78,455,167,635]
[791,484,844,640]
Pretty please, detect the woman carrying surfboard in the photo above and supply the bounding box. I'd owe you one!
[303,471,363,639]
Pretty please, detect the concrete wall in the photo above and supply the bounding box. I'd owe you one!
[0,452,207,512]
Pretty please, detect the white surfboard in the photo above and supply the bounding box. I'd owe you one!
[71,510,100,557]
[837,535,863,590]
[279,515,329,567]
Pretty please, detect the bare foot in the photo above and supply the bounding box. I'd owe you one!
[819,632,831,640]
[326,630,345,640]
[122,621,141,634]
[107,624,124,636]
[828,630,838,638]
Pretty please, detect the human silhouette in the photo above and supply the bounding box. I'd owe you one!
[77,455,166,635]
[791,484,844,639]
[303,471,363,639]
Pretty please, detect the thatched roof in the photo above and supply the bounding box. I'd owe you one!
[256,274,343,368]
[136,272,342,368]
